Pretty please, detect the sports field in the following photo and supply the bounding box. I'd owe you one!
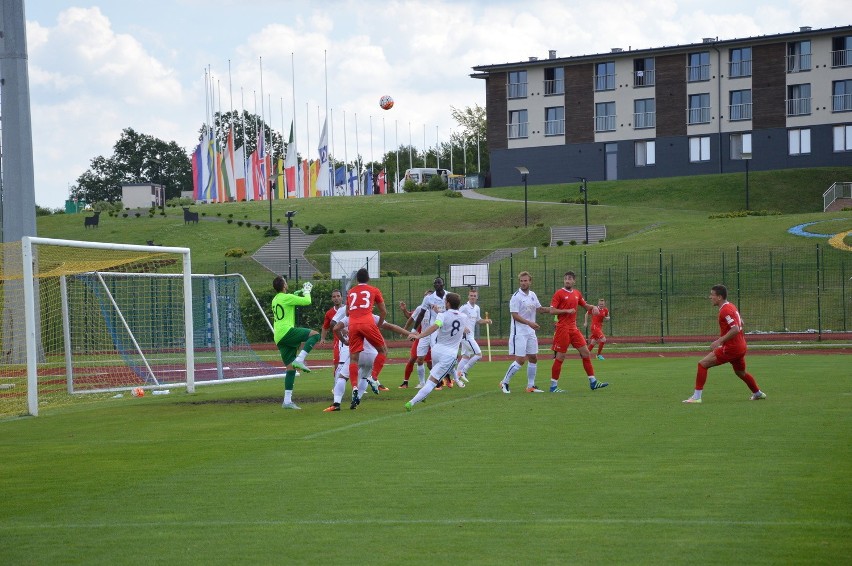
[1,353,849,564]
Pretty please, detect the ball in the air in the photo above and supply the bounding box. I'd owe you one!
[132,387,145,398]
[379,95,394,110]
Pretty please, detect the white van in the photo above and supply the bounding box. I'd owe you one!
[403,168,450,185]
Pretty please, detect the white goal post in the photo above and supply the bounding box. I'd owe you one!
[20,237,195,415]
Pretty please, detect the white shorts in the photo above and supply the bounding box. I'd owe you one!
[416,337,431,358]
[334,346,375,379]
[460,335,481,357]
[429,346,458,380]
[508,333,538,357]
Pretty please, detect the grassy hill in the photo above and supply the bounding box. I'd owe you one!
[36,166,852,277]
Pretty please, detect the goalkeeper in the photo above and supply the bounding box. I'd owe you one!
[272,276,321,410]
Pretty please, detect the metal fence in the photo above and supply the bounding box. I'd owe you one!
[200,245,851,343]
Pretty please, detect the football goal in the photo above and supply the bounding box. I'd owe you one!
[0,237,281,418]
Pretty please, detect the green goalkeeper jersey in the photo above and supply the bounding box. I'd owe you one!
[272,291,312,344]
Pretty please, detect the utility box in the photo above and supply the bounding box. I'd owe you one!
[121,183,163,209]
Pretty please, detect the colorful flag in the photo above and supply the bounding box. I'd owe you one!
[222,129,236,202]
[234,145,247,201]
[316,118,330,197]
[200,129,215,202]
[334,166,346,196]
[284,121,298,198]
[309,160,319,198]
[377,170,386,194]
[301,160,310,199]
[256,132,267,200]
[347,168,358,196]
[275,157,285,199]
[363,170,374,195]
[191,143,201,200]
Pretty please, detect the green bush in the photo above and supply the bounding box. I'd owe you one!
[227,219,233,224]
[225,248,247,258]
[309,224,328,235]
[443,189,462,198]
[264,228,280,237]
[427,176,448,191]
[237,221,244,227]
[134,212,141,218]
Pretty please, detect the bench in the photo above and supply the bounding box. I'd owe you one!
[182,207,199,224]
[84,211,100,229]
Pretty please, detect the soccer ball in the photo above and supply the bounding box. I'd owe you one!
[132,387,145,398]
[379,95,394,110]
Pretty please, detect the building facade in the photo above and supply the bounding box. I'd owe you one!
[471,26,852,188]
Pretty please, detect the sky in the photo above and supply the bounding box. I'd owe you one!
[21,0,849,207]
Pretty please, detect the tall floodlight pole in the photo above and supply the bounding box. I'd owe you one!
[1,0,37,243]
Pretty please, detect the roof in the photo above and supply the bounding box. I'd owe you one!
[470,24,852,76]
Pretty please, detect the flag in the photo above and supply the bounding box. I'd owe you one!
[301,160,310,199]
[309,160,319,198]
[334,166,346,196]
[377,170,386,194]
[363,170,373,195]
[275,157,285,199]
[200,129,215,202]
[316,118,330,197]
[191,143,201,200]
[347,168,358,196]
[256,132,267,200]
[234,145,247,201]
[284,121,298,198]
[222,129,236,202]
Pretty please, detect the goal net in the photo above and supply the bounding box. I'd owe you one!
[0,237,281,418]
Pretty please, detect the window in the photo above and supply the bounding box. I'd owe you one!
[594,61,615,91]
[595,101,616,132]
[730,132,752,160]
[507,71,527,99]
[635,140,655,166]
[545,106,565,136]
[834,124,852,151]
[729,47,752,78]
[787,84,811,116]
[544,67,564,96]
[832,80,852,112]
[634,57,655,87]
[633,98,656,129]
[508,109,528,139]
[689,136,711,162]
[789,128,811,155]
[787,40,811,72]
[687,51,710,82]
[688,93,711,124]
[729,89,752,121]
[832,36,852,68]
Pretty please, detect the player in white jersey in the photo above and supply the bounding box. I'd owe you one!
[456,288,492,385]
[405,277,448,388]
[325,309,411,411]
[500,271,551,394]
[404,292,468,411]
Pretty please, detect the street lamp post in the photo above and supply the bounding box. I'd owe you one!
[515,166,529,227]
[267,173,275,235]
[743,152,752,211]
[579,177,589,244]
[285,210,297,279]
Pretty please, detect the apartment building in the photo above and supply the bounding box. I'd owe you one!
[471,25,852,187]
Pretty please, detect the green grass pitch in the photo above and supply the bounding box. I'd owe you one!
[1,354,850,564]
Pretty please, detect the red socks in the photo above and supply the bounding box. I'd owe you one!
[695,364,708,390]
[551,358,563,380]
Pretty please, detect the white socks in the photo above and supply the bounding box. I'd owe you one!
[503,361,522,383]
[333,378,346,404]
[417,363,426,385]
[410,379,437,405]
[527,363,537,388]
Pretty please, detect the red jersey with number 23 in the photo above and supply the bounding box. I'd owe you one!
[718,301,747,354]
[347,283,384,322]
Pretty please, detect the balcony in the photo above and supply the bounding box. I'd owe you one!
[786,53,811,72]
[595,115,616,132]
[687,64,710,82]
[544,79,565,96]
[507,122,528,139]
[544,119,565,136]
[507,82,527,99]
[633,69,655,87]
[832,49,851,68]
[687,106,711,125]
[832,93,852,112]
[594,74,615,92]
[728,59,752,78]
[728,103,753,121]
[633,111,656,129]
[787,97,812,116]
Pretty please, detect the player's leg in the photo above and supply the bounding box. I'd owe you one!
[292,328,320,372]
[406,349,453,410]
[501,336,526,393]
[732,357,765,399]
[684,351,721,403]
[525,340,543,392]
[400,340,418,388]
[574,330,607,390]
[415,340,430,387]
[277,335,301,409]
[324,375,347,412]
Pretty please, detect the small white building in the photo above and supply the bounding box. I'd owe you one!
[121,183,163,209]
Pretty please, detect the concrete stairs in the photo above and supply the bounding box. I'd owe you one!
[252,225,320,279]
[551,225,607,245]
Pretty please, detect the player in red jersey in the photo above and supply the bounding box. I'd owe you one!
[683,284,766,404]
[321,289,344,370]
[346,268,388,405]
[549,271,608,393]
[584,298,610,360]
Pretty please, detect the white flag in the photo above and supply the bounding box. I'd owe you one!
[316,118,330,197]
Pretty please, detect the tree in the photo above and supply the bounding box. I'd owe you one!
[71,128,192,204]
[448,104,489,175]
[208,110,285,159]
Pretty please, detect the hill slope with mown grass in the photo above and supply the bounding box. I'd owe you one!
[36,167,852,276]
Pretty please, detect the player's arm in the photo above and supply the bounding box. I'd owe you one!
[381,320,412,338]
[375,296,387,328]
[332,321,348,345]
[511,311,538,329]
[414,321,440,340]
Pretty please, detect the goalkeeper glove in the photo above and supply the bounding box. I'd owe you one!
[302,281,313,294]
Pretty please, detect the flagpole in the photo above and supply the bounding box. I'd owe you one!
[280,97,286,199]
[408,121,413,170]
[436,125,440,170]
[395,120,400,193]
[259,56,267,201]
[324,50,331,197]
[305,101,310,198]
[370,115,374,194]
[423,123,427,168]
[354,112,360,195]
[343,110,349,196]
[382,116,386,195]
[291,52,299,199]
[330,108,336,194]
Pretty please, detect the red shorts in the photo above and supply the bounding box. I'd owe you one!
[552,326,586,353]
[349,320,385,354]
[714,345,746,372]
[590,326,605,341]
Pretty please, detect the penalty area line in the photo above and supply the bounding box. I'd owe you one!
[301,390,493,440]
